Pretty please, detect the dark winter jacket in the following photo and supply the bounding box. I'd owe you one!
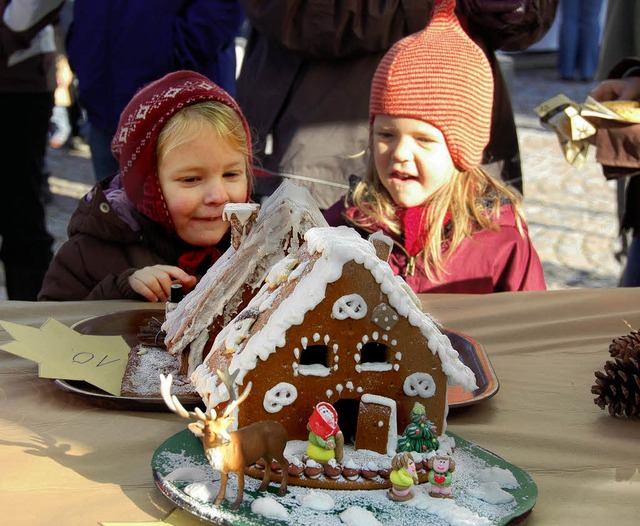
[0,0,64,93]
[65,0,243,135]
[593,57,640,236]
[237,0,558,208]
[323,199,546,294]
[38,176,230,301]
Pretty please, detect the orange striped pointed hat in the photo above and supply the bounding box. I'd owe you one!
[369,0,493,171]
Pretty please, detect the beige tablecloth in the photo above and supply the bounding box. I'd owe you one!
[0,289,639,525]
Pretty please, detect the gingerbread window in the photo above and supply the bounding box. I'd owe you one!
[359,341,392,372]
[298,344,331,376]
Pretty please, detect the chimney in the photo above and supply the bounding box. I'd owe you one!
[223,203,261,250]
[368,231,393,261]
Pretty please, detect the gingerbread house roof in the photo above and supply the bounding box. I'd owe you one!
[162,181,328,371]
[191,226,477,410]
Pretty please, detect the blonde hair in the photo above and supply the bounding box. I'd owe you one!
[157,101,253,190]
[350,155,525,283]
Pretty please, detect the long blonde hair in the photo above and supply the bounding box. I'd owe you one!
[350,155,525,282]
[157,101,253,193]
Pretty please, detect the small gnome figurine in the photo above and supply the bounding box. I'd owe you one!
[387,452,419,502]
[427,454,455,498]
[306,402,344,463]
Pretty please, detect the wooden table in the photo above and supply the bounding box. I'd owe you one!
[1,289,639,525]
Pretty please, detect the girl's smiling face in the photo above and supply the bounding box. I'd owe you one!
[157,127,249,247]
[372,115,456,208]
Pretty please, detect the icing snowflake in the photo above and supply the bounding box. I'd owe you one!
[403,372,437,398]
[263,382,297,413]
[332,294,367,320]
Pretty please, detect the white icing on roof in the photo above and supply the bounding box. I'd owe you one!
[368,230,394,248]
[191,226,477,410]
[222,202,260,224]
[162,181,328,367]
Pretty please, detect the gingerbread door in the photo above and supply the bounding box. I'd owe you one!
[354,395,397,455]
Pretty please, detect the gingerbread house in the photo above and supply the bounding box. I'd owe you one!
[162,181,328,375]
[191,226,477,456]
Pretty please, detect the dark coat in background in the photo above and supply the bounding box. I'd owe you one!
[0,0,61,91]
[237,0,558,208]
[0,0,63,299]
[593,57,640,237]
[66,0,243,137]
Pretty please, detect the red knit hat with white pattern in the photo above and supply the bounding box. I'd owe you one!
[369,0,493,171]
[111,70,252,230]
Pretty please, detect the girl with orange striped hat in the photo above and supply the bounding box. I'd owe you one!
[324,0,545,294]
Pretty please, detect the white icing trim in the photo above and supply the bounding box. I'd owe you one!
[403,372,437,398]
[298,364,330,377]
[263,382,297,413]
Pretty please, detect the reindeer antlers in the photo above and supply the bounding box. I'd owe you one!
[160,373,196,419]
[160,370,252,423]
[217,368,239,396]
[217,368,252,418]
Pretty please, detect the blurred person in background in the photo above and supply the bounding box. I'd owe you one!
[590,58,640,287]
[65,0,244,181]
[594,0,640,268]
[0,0,63,299]
[557,0,604,82]
[236,0,558,209]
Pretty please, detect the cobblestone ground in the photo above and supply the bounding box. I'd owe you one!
[511,59,622,289]
[0,54,625,299]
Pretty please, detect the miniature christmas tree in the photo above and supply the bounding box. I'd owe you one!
[397,402,440,453]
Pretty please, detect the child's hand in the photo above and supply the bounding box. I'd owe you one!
[128,265,197,302]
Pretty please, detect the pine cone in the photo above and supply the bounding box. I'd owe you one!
[608,329,640,360]
[592,330,640,417]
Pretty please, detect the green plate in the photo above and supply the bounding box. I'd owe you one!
[152,429,537,526]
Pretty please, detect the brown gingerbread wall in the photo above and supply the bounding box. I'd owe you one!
[235,260,448,445]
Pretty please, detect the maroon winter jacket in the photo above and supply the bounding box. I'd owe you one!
[323,199,546,294]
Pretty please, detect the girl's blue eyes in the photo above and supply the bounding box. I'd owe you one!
[375,132,433,144]
[223,171,243,179]
[176,172,243,183]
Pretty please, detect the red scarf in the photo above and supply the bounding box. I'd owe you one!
[396,206,452,257]
[178,246,222,276]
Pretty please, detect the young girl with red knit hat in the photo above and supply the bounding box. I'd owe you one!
[39,70,253,301]
[324,0,545,293]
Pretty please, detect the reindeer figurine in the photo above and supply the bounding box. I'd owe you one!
[160,370,289,510]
